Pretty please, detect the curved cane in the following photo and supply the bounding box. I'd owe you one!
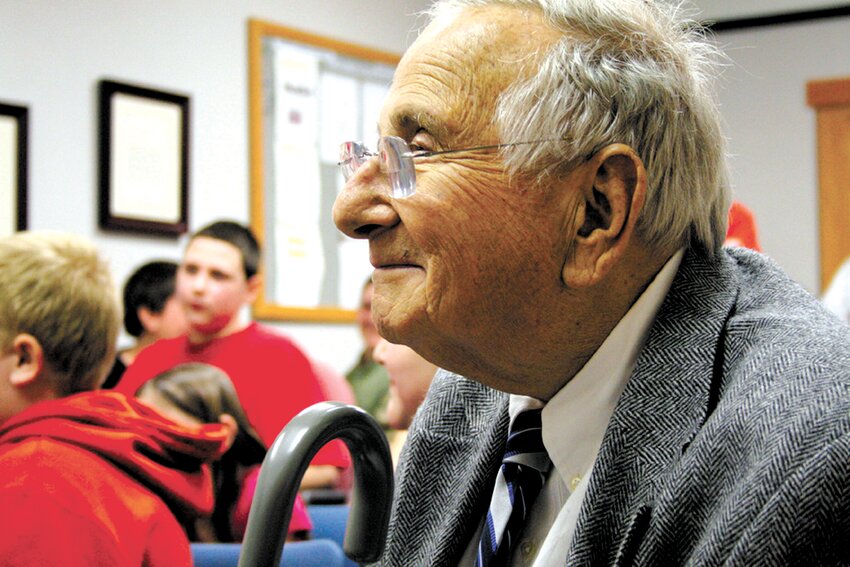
[238,402,393,567]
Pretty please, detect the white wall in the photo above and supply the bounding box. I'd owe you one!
[0,0,430,373]
[1,1,848,372]
[711,15,850,293]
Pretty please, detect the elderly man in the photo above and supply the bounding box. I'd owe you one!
[334,0,850,565]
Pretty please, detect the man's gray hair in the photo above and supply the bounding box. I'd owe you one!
[426,0,731,253]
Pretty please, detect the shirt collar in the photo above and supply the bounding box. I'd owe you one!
[508,249,684,487]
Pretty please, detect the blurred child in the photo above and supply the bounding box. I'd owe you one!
[118,220,349,488]
[0,231,228,566]
[345,279,390,425]
[373,338,438,466]
[723,200,762,252]
[137,362,313,542]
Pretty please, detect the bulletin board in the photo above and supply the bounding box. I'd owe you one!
[247,19,399,323]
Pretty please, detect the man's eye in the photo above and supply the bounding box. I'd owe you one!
[409,129,436,154]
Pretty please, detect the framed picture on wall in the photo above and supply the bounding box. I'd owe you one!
[0,102,28,236]
[98,80,189,236]
[248,19,399,323]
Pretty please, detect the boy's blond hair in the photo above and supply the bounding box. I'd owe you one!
[0,231,119,394]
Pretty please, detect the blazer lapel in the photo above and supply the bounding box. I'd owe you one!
[380,369,509,566]
[567,248,740,565]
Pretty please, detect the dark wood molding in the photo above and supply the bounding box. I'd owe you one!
[706,5,850,32]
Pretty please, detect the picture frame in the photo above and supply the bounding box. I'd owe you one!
[0,102,28,236]
[98,79,189,236]
[248,19,399,322]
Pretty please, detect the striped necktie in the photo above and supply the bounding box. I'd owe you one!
[476,408,551,566]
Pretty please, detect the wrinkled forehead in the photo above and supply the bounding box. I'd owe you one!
[380,5,559,141]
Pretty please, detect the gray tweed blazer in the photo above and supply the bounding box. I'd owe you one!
[377,247,850,566]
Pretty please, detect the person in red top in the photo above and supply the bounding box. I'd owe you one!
[136,362,314,542]
[0,231,228,567]
[0,393,228,566]
[117,220,349,488]
[723,200,762,252]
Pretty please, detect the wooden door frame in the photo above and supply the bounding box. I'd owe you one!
[807,76,850,290]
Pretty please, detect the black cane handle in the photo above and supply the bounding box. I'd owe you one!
[238,402,394,567]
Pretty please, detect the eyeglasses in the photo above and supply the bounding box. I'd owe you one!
[338,136,554,199]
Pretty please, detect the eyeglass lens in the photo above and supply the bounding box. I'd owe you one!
[339,137,417,199]
[339,141,366,180]
[381,137,416,198]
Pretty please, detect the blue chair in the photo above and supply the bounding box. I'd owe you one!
[307,504,349,548]
[191,539,345,567]
[307,504,358,567]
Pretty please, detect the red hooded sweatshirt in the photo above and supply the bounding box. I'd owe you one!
[0,391,228,566]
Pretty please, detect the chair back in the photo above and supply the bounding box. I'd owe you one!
[307,504,359,567]
[192,539,345,567]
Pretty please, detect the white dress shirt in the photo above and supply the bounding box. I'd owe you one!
[459,249,683,566]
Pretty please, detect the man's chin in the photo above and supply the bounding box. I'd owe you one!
[371,265,425,287]
[374,309,418,348]
[372,266,426,309]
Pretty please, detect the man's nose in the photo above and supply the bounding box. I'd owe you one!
[333,160,400,239]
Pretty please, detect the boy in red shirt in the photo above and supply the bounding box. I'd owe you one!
[117,220,349,488]
[0,231,228,566]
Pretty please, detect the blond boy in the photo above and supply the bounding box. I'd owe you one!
[0,232,227,566]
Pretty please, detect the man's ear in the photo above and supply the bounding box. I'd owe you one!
[562,143,646,288]
[9,334,44,387]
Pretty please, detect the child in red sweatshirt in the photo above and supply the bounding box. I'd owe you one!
[0,231,228,566]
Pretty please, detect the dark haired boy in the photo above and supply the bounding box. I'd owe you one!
[103,260,187,388]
